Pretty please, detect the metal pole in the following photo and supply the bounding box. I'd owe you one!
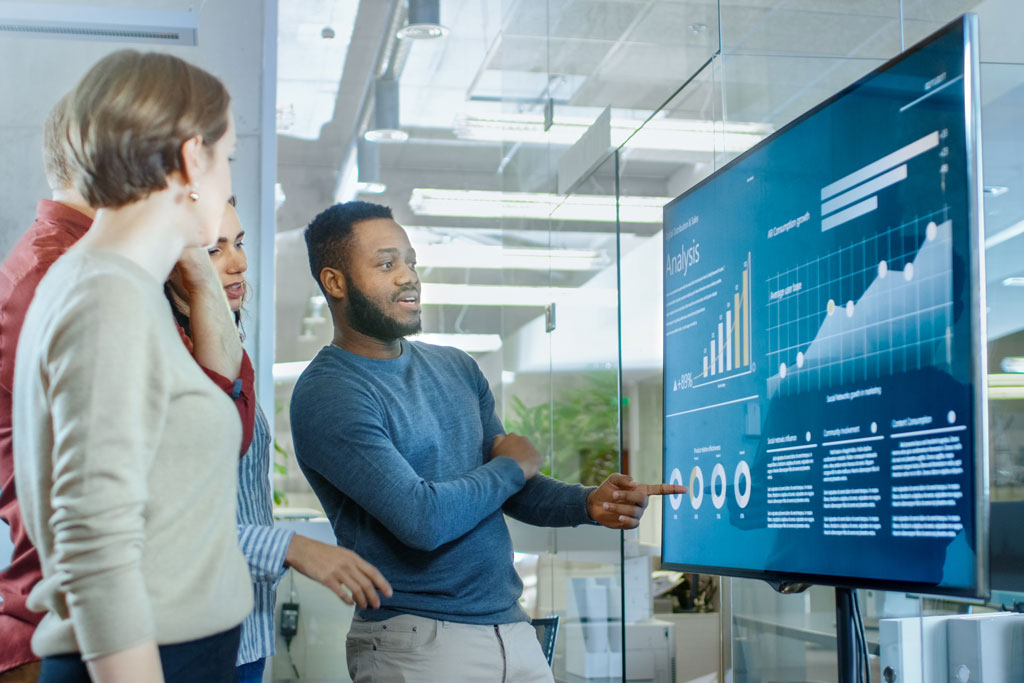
[835,587,858,683]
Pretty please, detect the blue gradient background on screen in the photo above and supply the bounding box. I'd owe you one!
[662,18,979,594]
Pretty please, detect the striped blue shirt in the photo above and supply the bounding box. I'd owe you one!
[235,403,294,666]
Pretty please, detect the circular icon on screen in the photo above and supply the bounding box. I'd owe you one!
[734,460,751,509]
[711,463,727,509]
[689,466,704,510]
[669,468,684,510]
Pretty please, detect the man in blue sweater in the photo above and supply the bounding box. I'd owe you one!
[290,201,684,682]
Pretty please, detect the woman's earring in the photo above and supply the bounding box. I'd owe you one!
[188,186,200,202]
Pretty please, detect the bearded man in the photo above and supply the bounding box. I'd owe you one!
[290,201,683,682]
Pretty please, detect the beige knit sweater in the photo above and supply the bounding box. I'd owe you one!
[13,248,252,660]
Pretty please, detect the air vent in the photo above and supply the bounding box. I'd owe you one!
[0,2,198,46]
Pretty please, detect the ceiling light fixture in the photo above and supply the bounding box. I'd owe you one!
[412,333,501,353]
[419,283,616,308]
[986,219,1024,249]
[311,282,617,310]
[453,112,771,153]
[414,244,608,271]
[409,188,671,223]
[273,360,312,384]
[1000,358,1024,373]
[356,138,386,194]
[356,181,387,194]
[364,78,408,142]
[397,0,448,40]
[275,335,501,379]
[989,373,1024,399]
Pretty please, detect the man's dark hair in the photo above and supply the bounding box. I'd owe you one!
[304,201,393,296]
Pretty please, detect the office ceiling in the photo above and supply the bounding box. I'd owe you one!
[274,0,1024,366]
[8,0,1019,369]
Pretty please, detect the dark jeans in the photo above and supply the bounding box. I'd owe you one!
[235,657,266,682]
[38,625,241,683]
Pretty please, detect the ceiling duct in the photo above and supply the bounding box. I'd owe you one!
[0,2,198,45]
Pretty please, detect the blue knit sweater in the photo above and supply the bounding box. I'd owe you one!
[290,340,594,624]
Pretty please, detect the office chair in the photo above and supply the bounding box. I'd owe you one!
[530,615,560,667]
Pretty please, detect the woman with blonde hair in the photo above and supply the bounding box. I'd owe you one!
[13,50,252,683]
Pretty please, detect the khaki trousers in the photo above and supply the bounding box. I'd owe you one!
[347,614,553,683]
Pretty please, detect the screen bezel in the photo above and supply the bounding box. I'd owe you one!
[659,13,989,598]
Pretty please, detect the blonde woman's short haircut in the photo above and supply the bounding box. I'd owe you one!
[42,93,74,192]
[66,49,230,208]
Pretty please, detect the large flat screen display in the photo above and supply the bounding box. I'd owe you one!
[662,15,987,597]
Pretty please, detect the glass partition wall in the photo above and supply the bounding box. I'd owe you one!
[269,0,1019,680]
[714,4,906,682]
[493,2,628,677]
[614,2,1010,683]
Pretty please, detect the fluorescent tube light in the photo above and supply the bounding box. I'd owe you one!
[273,360,311,383]
[987,219,1024,249]
[409,188,671,223]
[989,373,1024,399]
[415,244,608,271]
[419,283,616,308]
[309,283,617,309]
[273,336,501,381]
[453,112,771,152]
[412,333,501,353]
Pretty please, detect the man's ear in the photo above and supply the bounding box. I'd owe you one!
[320,267,346,300]
[178,135,205,186]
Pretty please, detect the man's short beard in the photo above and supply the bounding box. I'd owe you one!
[345,280,421,342]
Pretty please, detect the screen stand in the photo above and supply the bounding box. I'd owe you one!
[835,587,858,683]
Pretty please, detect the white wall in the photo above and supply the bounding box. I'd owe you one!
[0,0,277,560]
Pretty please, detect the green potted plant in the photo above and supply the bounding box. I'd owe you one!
[505,372,620,486]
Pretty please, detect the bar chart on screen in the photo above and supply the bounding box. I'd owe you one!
[667,252,753,393]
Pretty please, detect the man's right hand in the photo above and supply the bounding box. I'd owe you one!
[284,535,393,609]
[491,433,543,480]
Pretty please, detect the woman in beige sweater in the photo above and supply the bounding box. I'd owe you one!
[13,50,252,683]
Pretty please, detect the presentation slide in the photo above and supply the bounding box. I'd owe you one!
[662,17,983,595]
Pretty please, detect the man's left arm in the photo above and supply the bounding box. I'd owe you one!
[469,357,685,529]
